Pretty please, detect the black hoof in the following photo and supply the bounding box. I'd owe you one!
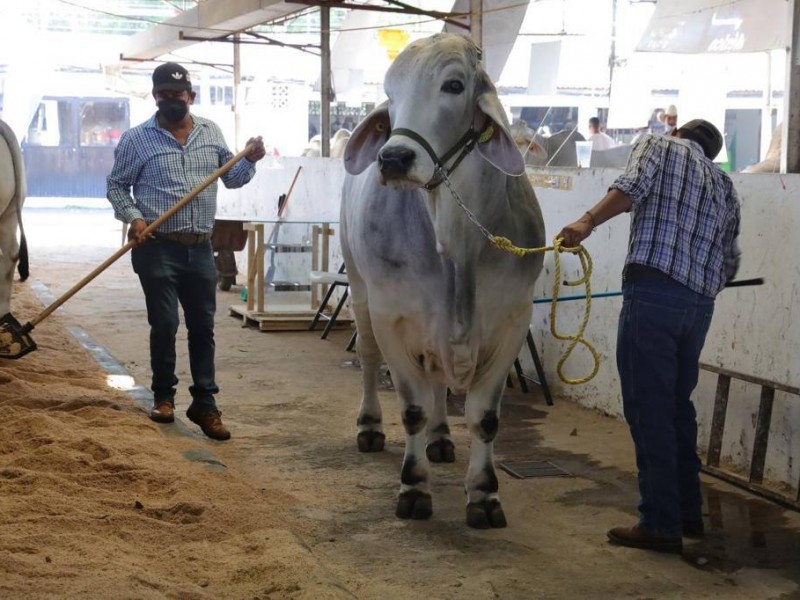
[357,431,385,453]
[426,439,456,463]
[396,490,433,520]
[466,499,507,529]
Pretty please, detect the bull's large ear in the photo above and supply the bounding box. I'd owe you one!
[475,79,526,176]
[343,101,390,175]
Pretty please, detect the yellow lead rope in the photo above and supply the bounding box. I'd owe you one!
[492,235,600,385]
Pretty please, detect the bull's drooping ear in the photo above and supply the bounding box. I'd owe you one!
[343,101,390,175]
[474,77,526,176]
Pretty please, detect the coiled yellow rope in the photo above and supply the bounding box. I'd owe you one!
[492,235,600,385]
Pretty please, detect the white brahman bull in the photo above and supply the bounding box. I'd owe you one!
[341,33,545,528]
[0,118,28,319]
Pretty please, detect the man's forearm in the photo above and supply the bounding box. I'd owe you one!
[584,188,632,228]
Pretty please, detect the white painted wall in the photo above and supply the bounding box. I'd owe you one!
[219,159,800,489]
[217,157,343,223]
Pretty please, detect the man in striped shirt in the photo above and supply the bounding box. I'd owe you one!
[107,62,266,440]
[558,119,741,554]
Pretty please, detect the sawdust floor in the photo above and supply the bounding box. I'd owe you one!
[3,206,799,599]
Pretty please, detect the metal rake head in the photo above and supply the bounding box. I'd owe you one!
[0,312,37,360]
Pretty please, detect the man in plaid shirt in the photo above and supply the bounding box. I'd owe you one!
[107,62,266,441]
[559,119,741,554]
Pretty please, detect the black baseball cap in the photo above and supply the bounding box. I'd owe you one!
[679,119,723,160]
[152,62,192,93]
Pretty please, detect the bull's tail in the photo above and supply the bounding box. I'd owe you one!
[17,233,28,282]
[15,192,29,282]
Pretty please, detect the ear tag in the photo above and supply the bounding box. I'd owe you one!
[478,125,495,144]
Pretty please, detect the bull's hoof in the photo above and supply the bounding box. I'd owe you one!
[357,431,385,453]
[426,439,456,463]
[396,490,433,520]
[466,499,507,529]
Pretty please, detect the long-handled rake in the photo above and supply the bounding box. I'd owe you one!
[0,144,254,359]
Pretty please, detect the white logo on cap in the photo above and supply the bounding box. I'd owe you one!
[171,72,184,80]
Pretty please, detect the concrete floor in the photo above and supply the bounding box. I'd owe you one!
[18,205,800,599]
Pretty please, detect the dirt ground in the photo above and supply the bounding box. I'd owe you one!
[3,205,800,599]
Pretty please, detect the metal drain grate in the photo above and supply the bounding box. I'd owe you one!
[498,460,573,479]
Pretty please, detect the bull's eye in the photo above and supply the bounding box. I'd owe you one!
[441,80,464,94]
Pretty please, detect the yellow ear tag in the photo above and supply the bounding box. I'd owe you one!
[478,125,494,144]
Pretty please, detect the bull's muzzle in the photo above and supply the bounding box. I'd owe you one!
[378,146,415,179]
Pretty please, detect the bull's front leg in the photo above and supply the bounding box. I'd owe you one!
[464,376,507,528]
[388,365,435,520]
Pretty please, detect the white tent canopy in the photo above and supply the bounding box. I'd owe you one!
[636,0,789,54]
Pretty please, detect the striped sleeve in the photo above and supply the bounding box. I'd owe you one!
[609,135,661,207]
[106,130,145,224]
[206,121,256,189]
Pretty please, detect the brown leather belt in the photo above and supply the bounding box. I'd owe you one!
[153,231,212,245]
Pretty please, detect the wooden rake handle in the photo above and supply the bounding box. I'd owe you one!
[280,165,302,217]
[28,144,254,329]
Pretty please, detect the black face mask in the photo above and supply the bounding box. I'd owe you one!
[157,99,189,123]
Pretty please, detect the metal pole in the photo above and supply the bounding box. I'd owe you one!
[532,291,622,304]
[608,0,617,100]
[320,5,331,157]
[470,0,482,51]
[233,32,242,151]
[762,51,773,161]
[781,0,800,173]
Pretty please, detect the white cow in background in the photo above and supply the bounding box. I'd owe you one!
[743,123,781,173]
[510,119,547,165]
[341,34,546,528]
[301,128,351,158]
[0,118,28,318]
[509,119,589,167]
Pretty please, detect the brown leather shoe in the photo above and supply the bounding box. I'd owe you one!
[607,525,682,554]
[186,405,231,441]
[149,399,175,423]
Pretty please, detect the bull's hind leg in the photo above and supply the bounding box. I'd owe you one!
[464,377,507,529]
[352,300,385,453]
[426,383,455,463]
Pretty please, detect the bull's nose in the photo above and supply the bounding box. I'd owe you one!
[378,147,415,177]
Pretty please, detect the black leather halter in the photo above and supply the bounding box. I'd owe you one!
[388,125,489,190]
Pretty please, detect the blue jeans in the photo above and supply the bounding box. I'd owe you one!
[616,272,714,537]
[132,239,218,411]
